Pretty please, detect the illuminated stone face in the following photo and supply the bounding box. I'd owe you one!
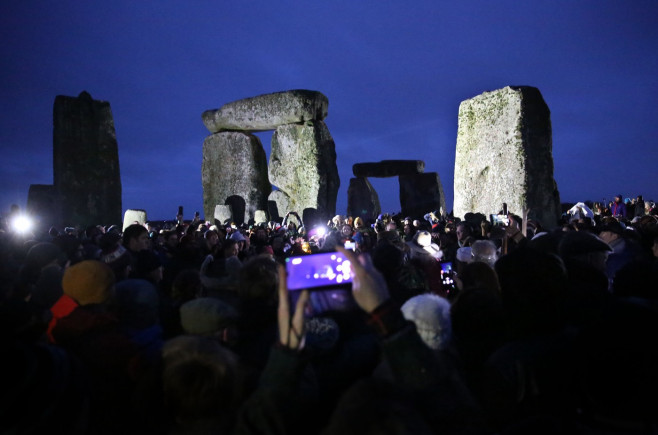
[202,131,271,225]
[268,120,339,221]
[202,90,329,133]
[202,90,338,226]
[453,86,560,228]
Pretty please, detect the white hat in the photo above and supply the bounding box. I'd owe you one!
[456,247,473,263]
[408,231,442,259]
[401,294,452,350]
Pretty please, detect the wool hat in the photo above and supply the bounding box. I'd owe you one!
[179,297,238,336]
[456,247,473,263]
[401,294,452,350]
[409,230,442,259]
[115,279,160,329]
[378,230,401,244]
[598,220,625,236]
[305,317,340,352]
[134,249,162,274]
[558,230,612,258]
[26,242,64,270]
[229,231,246,242]
[62,260,115,306]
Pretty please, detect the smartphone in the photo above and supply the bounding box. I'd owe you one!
[344,240,356,251]
[440,261,456,292]
[489,214,509,227]
[285,251,353,291]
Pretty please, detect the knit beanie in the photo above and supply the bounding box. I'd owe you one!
[62,260,115,306]
[25,242,64,270]
[179,298,238,336]
[401,294,452,350]
[115,279,160,329]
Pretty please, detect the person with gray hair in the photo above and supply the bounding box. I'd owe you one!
[471,239,498,267]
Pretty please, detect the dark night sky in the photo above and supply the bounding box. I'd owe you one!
[1,1,657,222]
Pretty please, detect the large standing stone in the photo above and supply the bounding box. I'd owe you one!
[53,91,122,226]
[202,90,329,133]
[347,177,381,222]
[399,173,446,218]
[254,210,268,225]
[353,160,425,178]
[453,86,560,228]
[268,121,339,221]
[202,132,271,224]
[123,209,146,231]
[214,204,233,225]
[268,190,292,222]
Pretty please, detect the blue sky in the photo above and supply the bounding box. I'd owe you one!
[1,1,656,221]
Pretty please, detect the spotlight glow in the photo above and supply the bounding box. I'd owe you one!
[11,215,33,234]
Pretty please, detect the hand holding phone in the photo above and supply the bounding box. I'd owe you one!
[336,247,389,314]
[285,251,353,291]
[440,261,456,293]
[277,264,308,350]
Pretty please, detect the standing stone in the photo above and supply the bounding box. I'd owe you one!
[202,132,271,224]
[53,91,122,226]
[268,121,339,221]
[123,209,146,231]
[347,177,381,222]
[268,190,291,222]
[214,204,233,225]
[399,173,446,219]
[353,160,425,178]
[202,90,329,133]
[254,210,268,225]
[453,86,560,228]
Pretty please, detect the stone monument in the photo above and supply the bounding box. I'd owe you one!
[28,91,122,227]
[202,90,339,225]
[453,86,560,228]
[347,160,446,220]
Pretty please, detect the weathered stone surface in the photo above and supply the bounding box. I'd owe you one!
[453,86,560,228]
[268,190,292,222]
[214,204,233,225]
[399,173,446,219]
[53,91,122,226]
[347,177,381,222]
[268,121,339,221]
[202,132,271,224]
[123,209,146,231]
[254,210,268,225]
[27,184,60,227]
[202,90,328,133]
[353,160,425,178]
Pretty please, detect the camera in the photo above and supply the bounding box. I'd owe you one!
[285,251,353,291]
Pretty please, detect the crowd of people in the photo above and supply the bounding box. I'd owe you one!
[1,195,657,434]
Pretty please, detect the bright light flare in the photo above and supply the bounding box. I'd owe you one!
[11,215,33,234]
